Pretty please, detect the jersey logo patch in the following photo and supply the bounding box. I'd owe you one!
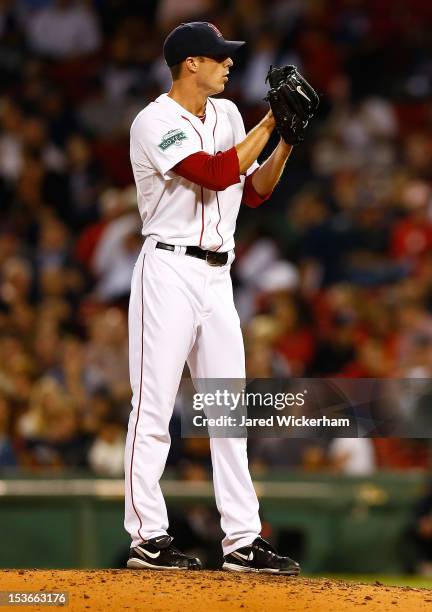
[158,129,188,151]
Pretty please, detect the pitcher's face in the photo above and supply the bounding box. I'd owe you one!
[196,56,234,95]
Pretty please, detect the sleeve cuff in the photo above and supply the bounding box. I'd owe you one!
[242,168,271,208]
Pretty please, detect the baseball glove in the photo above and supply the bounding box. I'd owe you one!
[265,65,320,145]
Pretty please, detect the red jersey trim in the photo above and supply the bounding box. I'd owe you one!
[242,168,271,208]
[209,98,223,252]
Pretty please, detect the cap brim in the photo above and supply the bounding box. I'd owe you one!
[209,39,245,57]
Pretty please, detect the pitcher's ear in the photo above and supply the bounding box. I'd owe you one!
[185,57,200,74]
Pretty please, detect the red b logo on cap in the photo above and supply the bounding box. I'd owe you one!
[207,23,223,37]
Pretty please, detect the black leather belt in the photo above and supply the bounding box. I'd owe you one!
[156,242,229,266]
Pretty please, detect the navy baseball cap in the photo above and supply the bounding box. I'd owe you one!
[163,22,245,67]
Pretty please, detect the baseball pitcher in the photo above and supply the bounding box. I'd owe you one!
[124,21,319,573]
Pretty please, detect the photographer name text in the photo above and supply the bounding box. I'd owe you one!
[192,415,350,428]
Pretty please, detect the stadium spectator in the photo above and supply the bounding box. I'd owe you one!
[24,0,102,59]
[87,417,125,476]
[0,394,17,467]
[328,437,376,475]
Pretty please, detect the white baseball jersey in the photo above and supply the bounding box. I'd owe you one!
[129,93,259,252]
[124,91,262,557]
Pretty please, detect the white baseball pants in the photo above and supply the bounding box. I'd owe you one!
[124,237,261,555]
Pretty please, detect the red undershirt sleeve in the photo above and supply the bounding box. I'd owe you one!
[172,147,240,191]
[242,168,272,208]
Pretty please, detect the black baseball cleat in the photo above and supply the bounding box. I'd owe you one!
[127,535,202,570]
[222,536,300,575]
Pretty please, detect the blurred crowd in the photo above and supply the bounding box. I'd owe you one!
[1,0,432,475]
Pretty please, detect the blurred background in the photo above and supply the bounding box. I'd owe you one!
[1,0,432,578]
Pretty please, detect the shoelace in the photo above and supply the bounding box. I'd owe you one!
[166,543,187,556]
[253,538,277,554]
[253,539,285,561]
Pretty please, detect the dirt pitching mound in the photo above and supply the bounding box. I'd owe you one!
[1,570,431,611]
